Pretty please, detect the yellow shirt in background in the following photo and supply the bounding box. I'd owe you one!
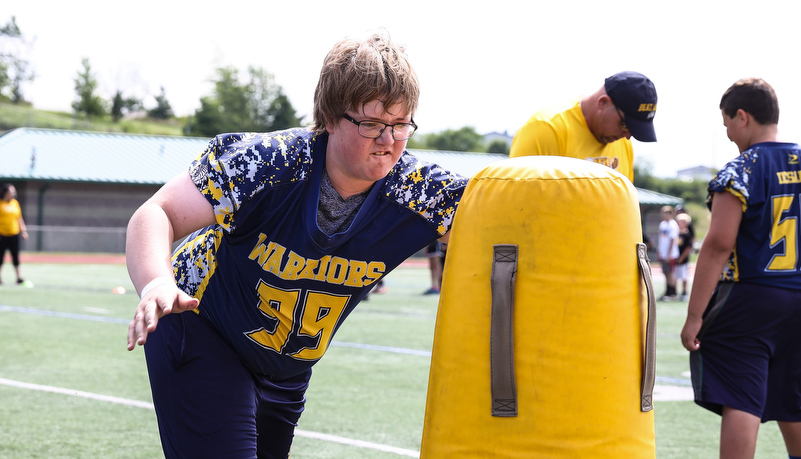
[0,199,22,236]
[509,100,634,181]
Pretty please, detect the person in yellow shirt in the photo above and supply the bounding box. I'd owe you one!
[0,184,28,285]
[509,71,658,181]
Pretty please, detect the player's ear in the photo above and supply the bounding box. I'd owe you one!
[735,109,750,126]
[325,115,340,135]
[598,95,612,109]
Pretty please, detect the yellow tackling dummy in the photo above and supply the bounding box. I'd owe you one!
[421,156,656,458]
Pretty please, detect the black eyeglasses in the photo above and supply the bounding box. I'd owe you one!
[342,113,418,140]
[615,108,629,132]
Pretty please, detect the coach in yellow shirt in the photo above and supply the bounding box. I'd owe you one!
[0,184,28,285]
[509,71,658,181]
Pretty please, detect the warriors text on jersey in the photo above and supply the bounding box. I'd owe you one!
[171,128,467,379]
[709,142,801,288]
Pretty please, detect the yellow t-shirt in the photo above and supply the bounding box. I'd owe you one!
[0,199,22,236]
[509,100,634,181]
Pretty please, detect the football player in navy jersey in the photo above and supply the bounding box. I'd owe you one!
[681,78,801,459]
[126,31,467,459]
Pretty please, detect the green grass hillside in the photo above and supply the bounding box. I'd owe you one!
[0,102,186,136]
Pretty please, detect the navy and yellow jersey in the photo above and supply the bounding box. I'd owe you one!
[709,142,801,289]
[171,128,467,378]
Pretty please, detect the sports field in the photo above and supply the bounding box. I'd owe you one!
[0,255,788,458]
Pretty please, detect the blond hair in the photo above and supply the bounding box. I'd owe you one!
[311,30,420,134]
[676,213,692,224]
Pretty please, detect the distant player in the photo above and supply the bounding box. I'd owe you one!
[125,31,467,458]
[681,78,801,459]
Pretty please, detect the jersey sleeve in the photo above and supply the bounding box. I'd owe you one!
[188,130,315,233]
[707,151,758,212]
[385,153,468,236]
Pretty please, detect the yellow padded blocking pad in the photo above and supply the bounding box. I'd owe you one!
[420,156,655,458]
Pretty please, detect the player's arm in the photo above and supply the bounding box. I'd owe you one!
[680,191,741,351]
[126,171,216,350]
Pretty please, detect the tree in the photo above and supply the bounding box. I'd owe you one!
[110,90,142,122]
[633,161,709,207]
[418,127,485,152]
[72,58,106,118]
[148,86,173,119]
[0,16,35,104]
[187,65,300,136]
[265,89,301,131]
[486,139,510,155]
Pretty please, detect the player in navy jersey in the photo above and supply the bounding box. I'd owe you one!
[125,31,467,459]
[681,78,801,459]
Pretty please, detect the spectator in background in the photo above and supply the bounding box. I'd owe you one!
[658,205,680,300]
[509,71,658,181]
[675,213,695,301]
[0,184,28,285]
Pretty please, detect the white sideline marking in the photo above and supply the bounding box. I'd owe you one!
[653,384,694,401]
[0,377,419,457]
[294,431,418,457]
[0,377,155,409]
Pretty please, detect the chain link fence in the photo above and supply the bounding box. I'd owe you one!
[24,225,127,254]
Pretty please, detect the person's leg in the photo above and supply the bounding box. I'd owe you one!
[427,256,441,289]
[766,288,801,457]
[660,259,673,298]
[0,235,8,284]
[424,241,442,294]
[145,312,259,459]
[8,234,22,282]
[667,259,677,296]
[255,370,311,459]
[720,406,760,459]
[779,422,801,457]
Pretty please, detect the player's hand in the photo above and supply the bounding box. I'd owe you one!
[126,284,199,351]
[680,316,702,352]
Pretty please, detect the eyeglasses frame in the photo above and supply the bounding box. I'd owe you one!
[342,113,418,140]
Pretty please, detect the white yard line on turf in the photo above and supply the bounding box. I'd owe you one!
[0,377,419,457]
[2,305,697,401]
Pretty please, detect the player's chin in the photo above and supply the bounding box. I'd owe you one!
[365,162,397,181]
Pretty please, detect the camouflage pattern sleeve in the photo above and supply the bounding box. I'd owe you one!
[707,150,757,212]
[188,129,316,233]
[385,152,468,236]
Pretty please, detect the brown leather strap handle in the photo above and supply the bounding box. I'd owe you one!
[490,244,518,417]
[637,242,656,412]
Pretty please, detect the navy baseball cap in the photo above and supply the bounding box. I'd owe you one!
[605,71,658,142]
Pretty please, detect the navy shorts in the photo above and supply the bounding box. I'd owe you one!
[144,311,311,459]
[690,282,801,422]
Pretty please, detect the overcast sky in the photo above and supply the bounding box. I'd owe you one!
[3,0,800,177]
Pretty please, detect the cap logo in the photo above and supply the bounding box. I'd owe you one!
[638,103,656,120]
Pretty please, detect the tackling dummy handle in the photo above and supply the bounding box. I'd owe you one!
[490,244,518,417]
